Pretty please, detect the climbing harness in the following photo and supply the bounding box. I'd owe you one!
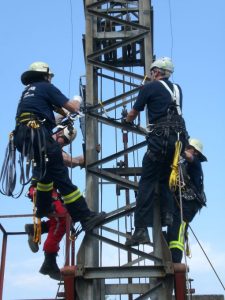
[146,81,188,160]
[158,80,181,115]
[0,113,47,197]
[0,110,83,198]
[179,162,207,207]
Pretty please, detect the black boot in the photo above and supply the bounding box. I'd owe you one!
[125,228,150,247]
[39,252,61,281]
[25,222,49,253]
[65,196,92,223]
[81,211,106,231]
[65,196,106,231]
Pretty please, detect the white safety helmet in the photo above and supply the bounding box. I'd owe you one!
[150,57,174,73]
[21,61,54,85]
[188,138,207,162]
[62,126,77,144]
[73,95,83,104]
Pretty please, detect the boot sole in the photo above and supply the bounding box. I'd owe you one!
[25,224,34,235]
[28,235,39,253]
[39,269,61,281]
[49,272,61,281]
[125,238,151,247]
[25,224,39,253]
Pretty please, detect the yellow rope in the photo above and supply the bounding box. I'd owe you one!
[169,140,182,191]
[34,219,42,244]
[32,187,42,244]
[185,231,192,258]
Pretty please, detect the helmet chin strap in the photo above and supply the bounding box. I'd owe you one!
[55,133,68,146]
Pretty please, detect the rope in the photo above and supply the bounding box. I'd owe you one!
[177,156,192,299]
[189,225,225,291]
[168,0,174,60]
[176,161,225,296]
[67,0,74,98]
[0,132,25,198]
[32,188,42,244]
[169,139,182,191]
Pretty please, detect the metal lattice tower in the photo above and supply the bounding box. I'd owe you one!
[75,1,174,299]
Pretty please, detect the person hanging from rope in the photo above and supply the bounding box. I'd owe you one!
[124,57,189,247]
[24,125,84,281]
[166,138,207,263]
[14,61,106,232]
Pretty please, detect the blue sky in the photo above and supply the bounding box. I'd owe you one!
[0,0,225,299]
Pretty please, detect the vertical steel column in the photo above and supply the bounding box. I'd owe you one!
[139,0,152,74]
[76,1,100,299]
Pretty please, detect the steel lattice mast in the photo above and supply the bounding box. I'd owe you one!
[76,1,174,299]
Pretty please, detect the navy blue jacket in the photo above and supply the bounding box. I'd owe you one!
[133,79,183,123]
[16,81,69,129]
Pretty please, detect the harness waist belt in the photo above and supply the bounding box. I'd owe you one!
[147,121,186,133]
[16,112,45,127]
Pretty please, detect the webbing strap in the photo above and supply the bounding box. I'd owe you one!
[159,80,181,115]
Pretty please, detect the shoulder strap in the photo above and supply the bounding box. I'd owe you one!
[158,80,181,115]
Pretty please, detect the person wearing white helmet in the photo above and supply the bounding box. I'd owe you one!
[125,57,189,247]
[14,61,106,234]
[166,138,207,263]
[53,126,84,168]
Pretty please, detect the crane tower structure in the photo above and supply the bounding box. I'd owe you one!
[70,1,176,299]
[4,1,224,300]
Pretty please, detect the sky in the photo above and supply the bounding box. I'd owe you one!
[0,0,225,299]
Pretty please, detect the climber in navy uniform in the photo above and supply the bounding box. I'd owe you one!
[14,61,105,231]
[125,57,189,246]
[167,138,207,263]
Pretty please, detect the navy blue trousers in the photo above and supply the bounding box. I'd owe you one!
[167,198,201,263]
[134,132,186,228]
